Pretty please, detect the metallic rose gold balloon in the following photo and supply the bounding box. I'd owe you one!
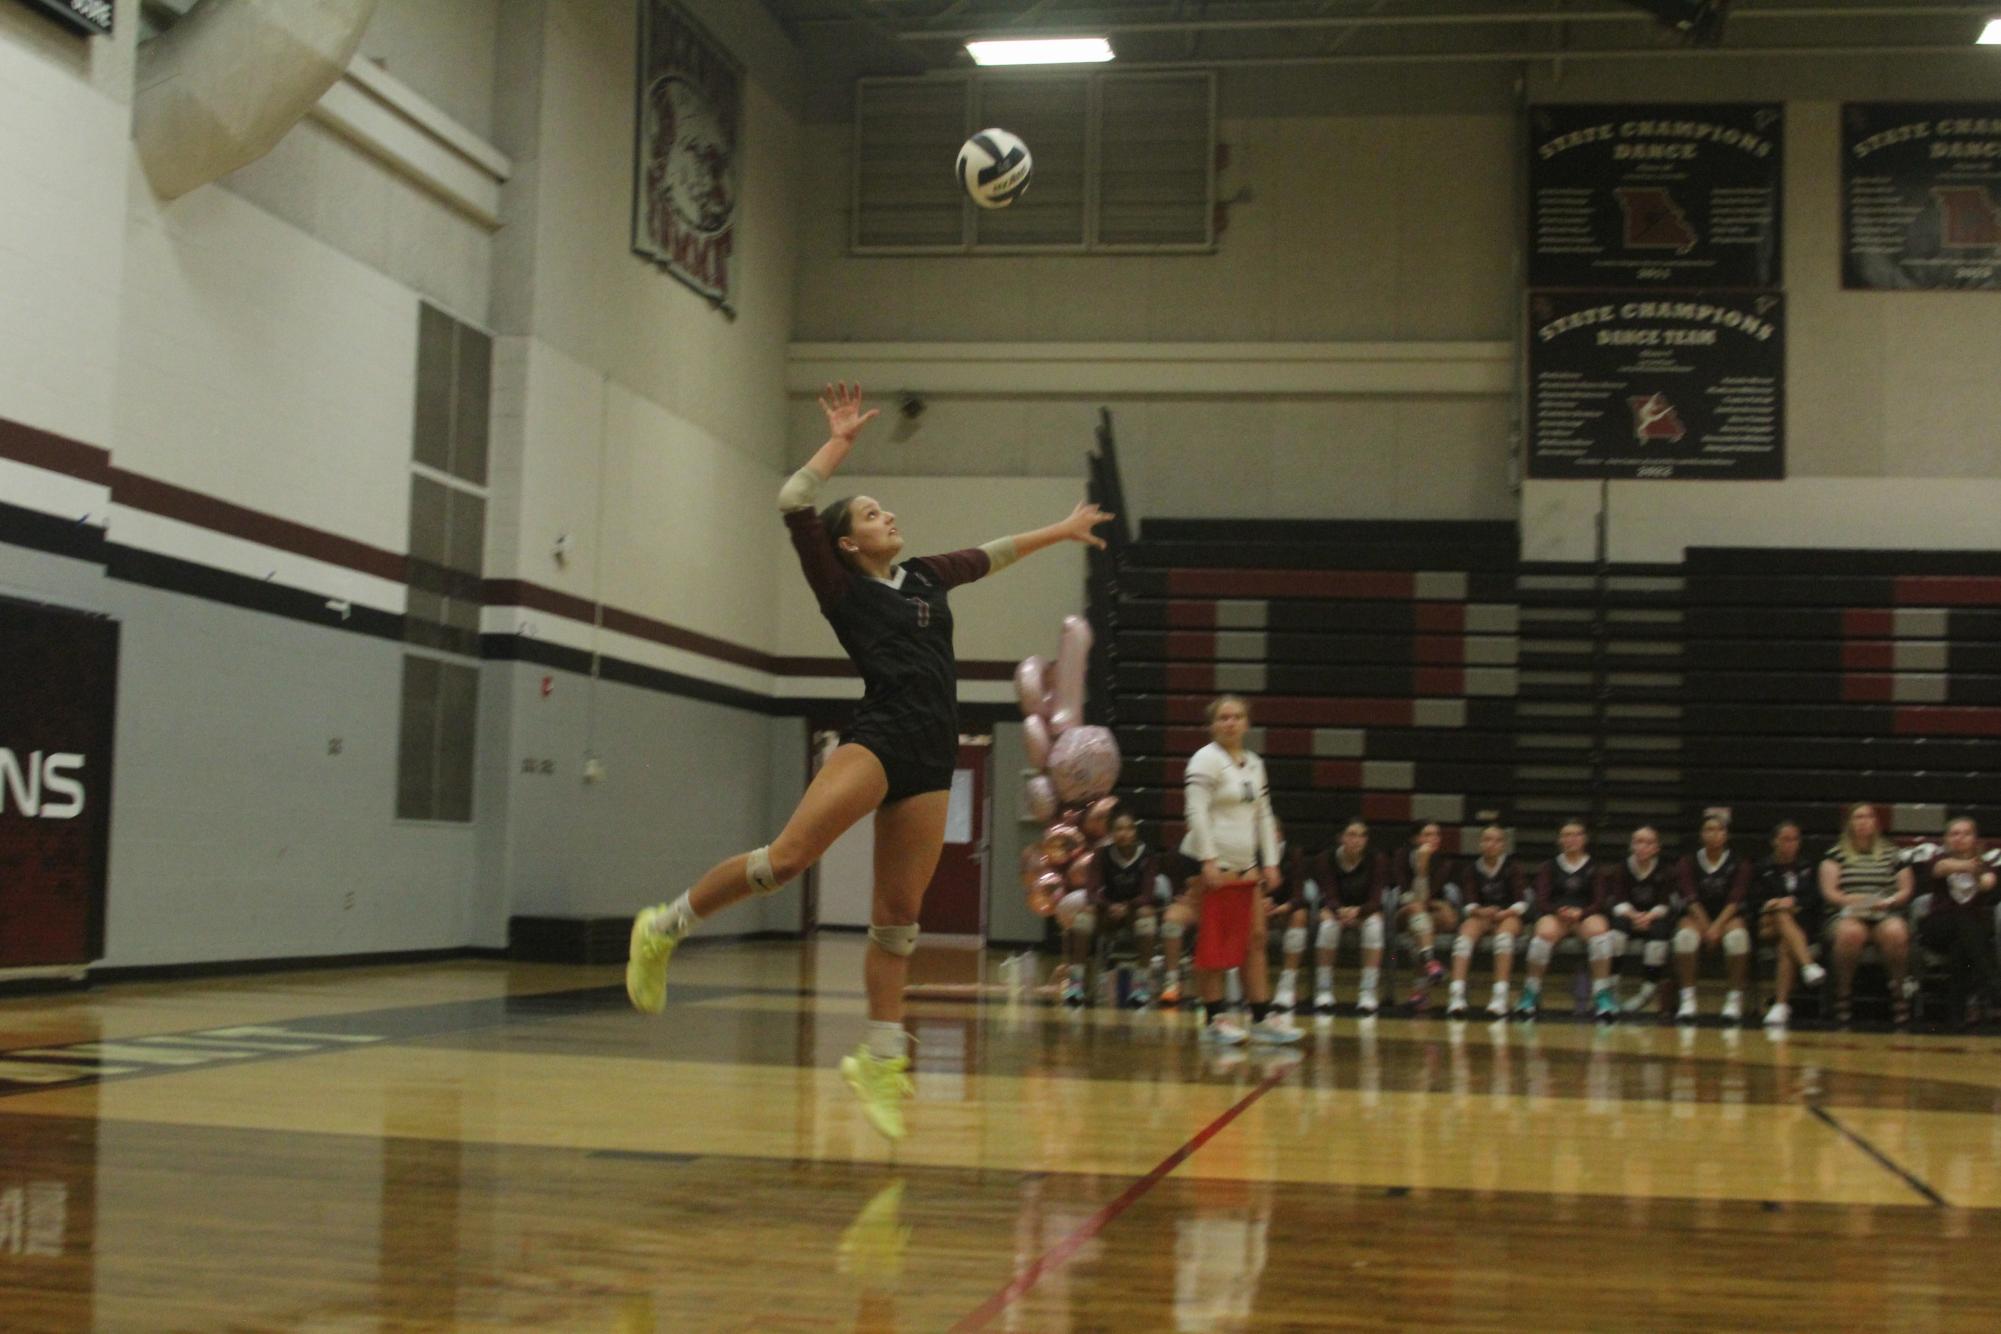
[1048,724,1122,804]
[1027,871,1064,916]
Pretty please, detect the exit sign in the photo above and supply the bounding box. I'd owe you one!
[12,0,113,37]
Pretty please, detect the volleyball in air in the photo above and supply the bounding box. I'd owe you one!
[956,128,1033,209]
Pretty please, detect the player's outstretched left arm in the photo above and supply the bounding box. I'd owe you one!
[976,502,1115,576]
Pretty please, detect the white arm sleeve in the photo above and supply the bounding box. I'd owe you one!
[1254,762,1280,869]
[979,536,1020,574]
[777,465,827,512]
[1182,750,1218,863]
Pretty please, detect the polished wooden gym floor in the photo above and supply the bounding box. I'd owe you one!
[3,940,1999,1331]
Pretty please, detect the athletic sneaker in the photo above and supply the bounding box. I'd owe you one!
[1721,990,1745,1024]
[1676,991,1698,1023]
[839,1046,914,1142]
[1801,962,1827,988]
[1592,988,1619,1023]
[1424,958,1447,986]
[1127,986,1152,1009]
[1621,980,1658,1014]
[1249,1017,1304,1045]
[1486,990,1509,1020]
[1159,982,1182,1008]
[1356,989,1380,1017]
[1314,989,1336,1016]
[1062,979,1086,1008]
[625,905,678,1014]
[1763,1001,1791,1029]
[1201,1019,1248,1046]
[1272,977,1297,1012]
[1447,999,1469,1019]
[1513,985,1541,1020]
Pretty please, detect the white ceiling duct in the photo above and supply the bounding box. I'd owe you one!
[135,0,380,201]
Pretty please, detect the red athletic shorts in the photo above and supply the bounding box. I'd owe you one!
[1194,880,1258,971]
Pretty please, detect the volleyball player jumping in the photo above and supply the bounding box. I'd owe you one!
[624,384,1113,1141]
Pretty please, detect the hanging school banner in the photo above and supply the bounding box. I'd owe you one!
[1842,104,2001,290]
[1529,104,1783,289]
[632,2,743,315]
[0,599,117,969]
[1528,291,1785,480]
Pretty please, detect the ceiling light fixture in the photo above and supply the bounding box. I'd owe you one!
[965,37,1114,66]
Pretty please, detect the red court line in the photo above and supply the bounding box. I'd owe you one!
[949,1065,1293,1333]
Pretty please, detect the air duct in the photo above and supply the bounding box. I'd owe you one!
[134,0,380,200]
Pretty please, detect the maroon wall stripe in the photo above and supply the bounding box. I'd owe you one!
[1842,674,1894,703]
[1842,608,1893,637]
[1166,600,1218,628]
[1415,603,1465,632]
[109,468,408,583]
[1313,760,1363,789]
[1362,792,1414,821]
[1415,634,1466,665]
[0,418,112,485]
[1415,666,1466,696]
[1894,706,2001,737]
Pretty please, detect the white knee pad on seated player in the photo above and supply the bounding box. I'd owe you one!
[869,922,919,957]
[1161,919,1185,941]
[1587,932,1615,962]
[1643,939,1669,967]
[1316,919,1340,951]
[1492,932,1516,957]
[1453,934,1474,960]
[1069,910,1097,936]
[1410,912,1434,941]
[1674,926,1700,956]
[1608,929,1630,958]
[746,844,783,895]
[1284,926,1308,955]
[1527,936,1553,967]
[1134,914,1158,940]
[1360,916,1385,950]
[1723,926,1751,957]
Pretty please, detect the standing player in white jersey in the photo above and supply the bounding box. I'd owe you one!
[1180,695,1301,1046]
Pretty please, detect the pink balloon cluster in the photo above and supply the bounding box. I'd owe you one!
[1015,615,1124,917]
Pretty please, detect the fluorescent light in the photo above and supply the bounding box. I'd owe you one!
[1980,18,2001,44]
[965,37,1113,66]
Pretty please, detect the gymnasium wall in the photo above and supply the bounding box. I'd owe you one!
[787,65,1520,525]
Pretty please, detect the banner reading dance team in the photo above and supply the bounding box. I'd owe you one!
[1528,291,1785,481]
[632,2,743,314]
[1529,103,1783,290]
[1842,103,2001,290]
[0,599,117,970]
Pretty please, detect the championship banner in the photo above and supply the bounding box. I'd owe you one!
[1529,103,1783,290]
[0,599,117,969]
[632,2,743,314]
[1842,103,2001,290]
[1528,291,1785,480]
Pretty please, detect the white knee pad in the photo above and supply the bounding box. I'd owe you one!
[1643,940,1669,967]
[869,922,919,957]
[1411,913,1434,942]
[1492,932,1516,957]
[746,845,783,895]
[1674,927,1700,956]
[1069,910,1097,936]
[1527,936,1553,967]
[1607,930,1629,959]
[1361,916,1385,950]
[1453,934,1474,960]
[1134,914,1158,941]
[1723,926,1751,957]
[1316,919,1340,952]
[1161,920,1185,941]
[1284,926,1308,955]
[1588,932,1614,962]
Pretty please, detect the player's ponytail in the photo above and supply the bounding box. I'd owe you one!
[820,496,859,566]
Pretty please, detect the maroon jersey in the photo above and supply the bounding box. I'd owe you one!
[1678,849,1749,917]
[1095,844,1160,907]
[1604,858,1676,921]
[1393,847,1456,907]
[1535,854,1603,916]
[786,506,988,764]
[1458,855,1529,913]
[1315,849,1387,912]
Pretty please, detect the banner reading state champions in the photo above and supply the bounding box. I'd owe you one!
[1842,103,2001,290]
[1528,291,1785,481]
[1530,104,1783,290]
